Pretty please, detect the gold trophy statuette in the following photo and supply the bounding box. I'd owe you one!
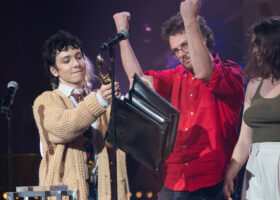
[96,54,112,85]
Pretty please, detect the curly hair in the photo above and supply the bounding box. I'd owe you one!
[245,16,280,81]
[42,30,84,89]
[161,12,215,50]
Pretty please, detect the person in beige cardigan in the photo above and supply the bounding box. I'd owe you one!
[33,30,129,200]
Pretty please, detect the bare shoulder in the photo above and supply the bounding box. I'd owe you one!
[245,78,262,101]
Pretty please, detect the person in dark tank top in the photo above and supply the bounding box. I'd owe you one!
[223,16,280,200]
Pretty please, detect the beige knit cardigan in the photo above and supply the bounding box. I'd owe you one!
[33,89,129,200]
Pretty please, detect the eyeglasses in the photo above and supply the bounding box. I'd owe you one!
[171,42,189,59]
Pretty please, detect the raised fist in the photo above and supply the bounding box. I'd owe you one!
[180,0,201,25]
[113,12,131,33]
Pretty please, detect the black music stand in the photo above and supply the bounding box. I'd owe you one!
[106,74,180,172]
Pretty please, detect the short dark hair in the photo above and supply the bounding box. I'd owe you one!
[245,16,280,81]
[42,30,84,89]
[161,12,215,50]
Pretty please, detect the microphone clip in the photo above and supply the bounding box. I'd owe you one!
[100,30,129,51]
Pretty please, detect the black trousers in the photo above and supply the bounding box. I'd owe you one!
[158,181,226,200]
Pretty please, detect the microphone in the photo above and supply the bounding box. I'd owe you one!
[100,30,129,51]
[1,81,19,114]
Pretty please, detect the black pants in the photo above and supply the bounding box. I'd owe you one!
[158,181,226,200]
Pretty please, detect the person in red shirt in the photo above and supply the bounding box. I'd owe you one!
[113,0,244,199]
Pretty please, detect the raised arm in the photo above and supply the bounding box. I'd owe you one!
[222,79,260,199]
[180,0,213,81]
[113,12,153,86]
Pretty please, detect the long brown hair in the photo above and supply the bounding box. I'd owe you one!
[245,16,280,81]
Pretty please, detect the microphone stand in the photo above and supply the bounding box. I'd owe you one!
[1,108,13,192]
[109,47,118,200]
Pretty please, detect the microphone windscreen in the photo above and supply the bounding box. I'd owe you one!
[7,81,19,90]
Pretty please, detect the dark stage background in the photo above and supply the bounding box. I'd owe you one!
[0,0,279,199]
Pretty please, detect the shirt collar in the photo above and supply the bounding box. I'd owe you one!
[58,83,88,98]
[212,53,221,65]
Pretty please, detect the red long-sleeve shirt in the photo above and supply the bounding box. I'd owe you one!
[144,54,244,191]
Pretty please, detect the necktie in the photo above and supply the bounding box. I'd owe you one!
[71,92,85,103]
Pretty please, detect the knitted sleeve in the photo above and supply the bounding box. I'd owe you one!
[33,91,107,143]
[97,105,111,138]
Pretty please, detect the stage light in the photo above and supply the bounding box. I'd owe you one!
[3,192,7,199]
[146,191,153,198]
[135,191,142,198]
[145,27,152,32]
[129,192,132,198]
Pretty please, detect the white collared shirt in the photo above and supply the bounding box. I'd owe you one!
[58,82,108,109]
